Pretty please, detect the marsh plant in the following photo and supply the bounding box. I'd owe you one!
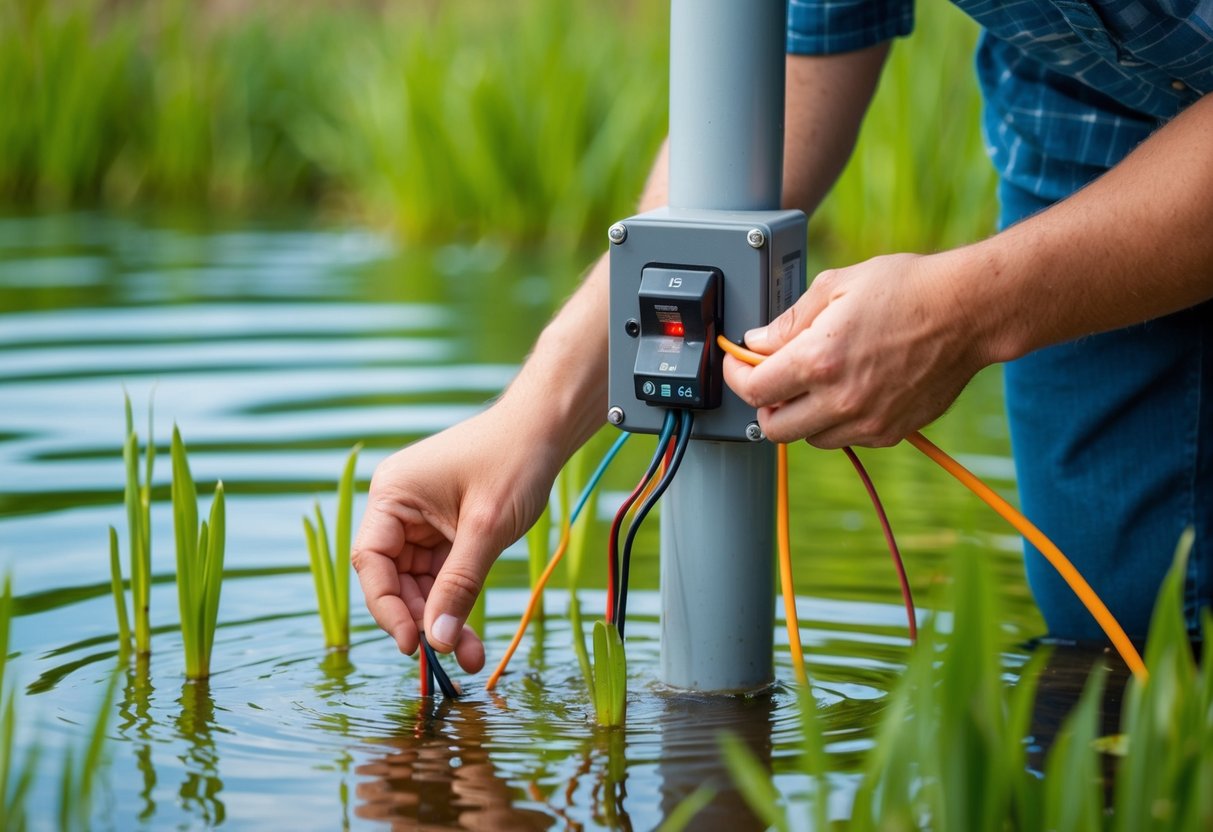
[723,532,1213,831]
[171,427,226,680]
[109,393,155,658]
[303,444,361,651]
[0,578,35,830]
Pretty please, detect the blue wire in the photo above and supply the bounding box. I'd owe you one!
[570,431,631,524]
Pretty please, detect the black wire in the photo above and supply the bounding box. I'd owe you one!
[616,409,694,639]
[609,409,677,614]
[420,632,460,699]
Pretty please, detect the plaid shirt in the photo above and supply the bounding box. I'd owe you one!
[788,0,1212,201]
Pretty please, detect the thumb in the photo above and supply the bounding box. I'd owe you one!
[423,523,498,652]
[744,270,834,354]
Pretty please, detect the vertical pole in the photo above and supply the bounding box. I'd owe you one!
[660,0,785,692]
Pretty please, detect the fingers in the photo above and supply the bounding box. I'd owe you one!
[742,271,834,354]
[452,624,486,674]
[423,513,501,654]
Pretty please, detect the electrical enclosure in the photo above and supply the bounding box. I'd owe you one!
[608,207,807,441]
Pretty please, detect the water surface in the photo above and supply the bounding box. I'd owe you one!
[0,212,1053,830]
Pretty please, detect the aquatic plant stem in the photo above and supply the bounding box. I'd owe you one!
[171,426,226,680]
[303,445,361,650]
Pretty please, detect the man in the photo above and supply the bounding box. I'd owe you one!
[353,1,1213,671]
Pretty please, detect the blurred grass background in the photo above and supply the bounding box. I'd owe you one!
[0,0,996,261]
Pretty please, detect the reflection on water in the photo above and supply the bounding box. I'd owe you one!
[0,212,1069,829]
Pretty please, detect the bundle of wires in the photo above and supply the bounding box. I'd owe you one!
[419,632,460,699]
[485,431,632,691]
[610,408,694,638]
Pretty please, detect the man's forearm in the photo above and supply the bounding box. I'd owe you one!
[954,93,1213,363]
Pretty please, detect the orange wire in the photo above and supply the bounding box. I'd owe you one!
[717,334,1148,683]
[485,519,571,691]
[905,431,1146,681]
[777,442,809,685]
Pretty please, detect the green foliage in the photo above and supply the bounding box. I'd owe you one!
[303,444,362,651]
[654,785,716,832]
[592,620,626,728]
[1110,527,1212,832]
[114,393,155,656]
[0,577,37,832]
[56,672,118,832]
[106,527,131,660]
[725,533,1213,830]
[0,0,668,253]
[171,426,226,680]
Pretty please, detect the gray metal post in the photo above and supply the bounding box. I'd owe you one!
[660,0,785,692]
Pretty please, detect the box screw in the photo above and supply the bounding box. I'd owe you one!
[745,421,764,442]
[607,406,625,425]
[608,223,628,245]
[746,228,765,249]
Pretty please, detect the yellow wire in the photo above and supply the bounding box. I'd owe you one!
[777,442,809,685]
[716,334,1148,683]
[485,518,571,691]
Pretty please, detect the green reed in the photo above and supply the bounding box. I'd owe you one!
[0,577,36,831]
[171,427,226,680]
[592,620,627,728]
[303,445,361,651]
[109,394,155,658]
[724,532,1213,830]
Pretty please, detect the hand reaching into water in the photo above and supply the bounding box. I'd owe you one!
[352,401,565,671]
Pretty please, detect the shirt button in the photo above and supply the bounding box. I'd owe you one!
[1171,79,1187,91]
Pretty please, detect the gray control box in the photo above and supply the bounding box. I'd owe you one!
[608,206,807,441]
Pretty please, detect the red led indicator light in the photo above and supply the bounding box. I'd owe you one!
[663,321,685,337]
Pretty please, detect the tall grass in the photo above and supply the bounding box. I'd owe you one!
[724,532,1213,830]
[170,427,226,680]
[109,394,155,657]
[0,0,669,253]
[303,445,361,651]
[0,578,36,830]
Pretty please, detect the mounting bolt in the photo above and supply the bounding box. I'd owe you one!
[624,318,640,337]
[608,223,628,245]
[746,228,766,249]
[607,406,625,425]
[745,421,764,442]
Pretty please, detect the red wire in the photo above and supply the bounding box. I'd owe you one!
[419,642,430,697]
[606,433,677,623]
[842,446,918,642]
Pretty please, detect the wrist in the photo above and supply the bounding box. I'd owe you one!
[929,238,1029,368]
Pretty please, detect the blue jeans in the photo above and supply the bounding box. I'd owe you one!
[1000,180,1213,641]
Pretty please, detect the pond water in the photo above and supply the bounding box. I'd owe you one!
[0,212,1058,830]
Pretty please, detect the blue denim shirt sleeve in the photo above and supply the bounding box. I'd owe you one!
[787,0,915,55]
